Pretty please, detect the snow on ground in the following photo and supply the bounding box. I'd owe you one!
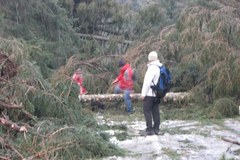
[97,115,240,160]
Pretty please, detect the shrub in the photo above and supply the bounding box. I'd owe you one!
[208,98,238,118]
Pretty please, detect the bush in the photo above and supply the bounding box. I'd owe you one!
[208,98,238,119]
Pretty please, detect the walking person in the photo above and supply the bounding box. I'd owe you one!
[72,68,88,98]
[112,58,134,114]
[140,51,164,136]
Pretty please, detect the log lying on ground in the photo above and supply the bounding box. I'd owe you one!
[79,92,190,102]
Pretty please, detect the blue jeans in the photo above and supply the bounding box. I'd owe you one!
[114,85,132,113]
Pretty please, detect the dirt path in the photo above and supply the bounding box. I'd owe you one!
[97,114,240,160]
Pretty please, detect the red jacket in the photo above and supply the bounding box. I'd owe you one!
[116,63,134,90]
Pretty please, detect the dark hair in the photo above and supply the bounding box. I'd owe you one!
[118,59,126,67]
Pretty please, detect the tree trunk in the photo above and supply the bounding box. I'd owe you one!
[79,92,190,102]
[76,33,132,45]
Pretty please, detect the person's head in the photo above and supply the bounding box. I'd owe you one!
[148,51,158,62]
[118,58,126,67]
[75,68,82,74]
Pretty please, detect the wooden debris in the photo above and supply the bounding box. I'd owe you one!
[0,100,23,109]
[0,117,27,132]
[0,52,17,81]
[221,137,240,145]
[78,92,190,102]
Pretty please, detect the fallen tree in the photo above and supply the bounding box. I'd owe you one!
[78,92,190,102]
[76,33,132,45]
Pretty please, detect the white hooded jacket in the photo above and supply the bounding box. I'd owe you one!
[141,60,162,97]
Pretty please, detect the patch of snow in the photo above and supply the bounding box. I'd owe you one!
[224,119,240,134]
[96,115,240,160]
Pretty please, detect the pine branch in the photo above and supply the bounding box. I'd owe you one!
[0,137,24,159]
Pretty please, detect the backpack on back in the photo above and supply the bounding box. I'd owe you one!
[151,65,172,102]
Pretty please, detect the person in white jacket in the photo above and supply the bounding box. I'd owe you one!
[140,51,164,136]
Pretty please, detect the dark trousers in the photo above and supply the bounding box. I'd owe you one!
[143,96,160,132]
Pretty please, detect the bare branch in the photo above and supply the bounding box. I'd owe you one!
[0,156,11,160]
[0,100,23,109]
[0,117,27,132]
[221,137,240,145]
[47,126,74,140]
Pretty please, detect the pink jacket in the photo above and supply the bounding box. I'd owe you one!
[72,73,87,95]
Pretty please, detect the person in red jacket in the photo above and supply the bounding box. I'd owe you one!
[72,68,88,96]
[112,58,134,114]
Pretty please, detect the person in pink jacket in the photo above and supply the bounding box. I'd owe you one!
[72,68,88,96]
[112,58,134,114]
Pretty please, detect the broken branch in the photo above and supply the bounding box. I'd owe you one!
[0,100,23,109]
[221,137,240,145]
[0,117,27,132]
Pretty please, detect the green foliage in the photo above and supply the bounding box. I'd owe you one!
[126,0,240,112]
[73,0,132,55]
[74,0,127,34]
[195,0,219,9]
[13,120,124,159]
[0,0,83,71]
[173,60,203,91]
[0,36,123,159]
[208,98,238,119]
[160,0,180,22]
[134,4,164,37]
[170,1,240,105]
[179,28,205,53]
[207,56,240,99]
[200,42,229,66]
[80,40,102,57]
[191,86,209,107]
[58,0,75,18]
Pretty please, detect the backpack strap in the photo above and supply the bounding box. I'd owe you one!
[151,65,161,84]
[151,65,162,95]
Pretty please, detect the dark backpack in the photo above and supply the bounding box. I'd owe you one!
[151,65,172,101]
